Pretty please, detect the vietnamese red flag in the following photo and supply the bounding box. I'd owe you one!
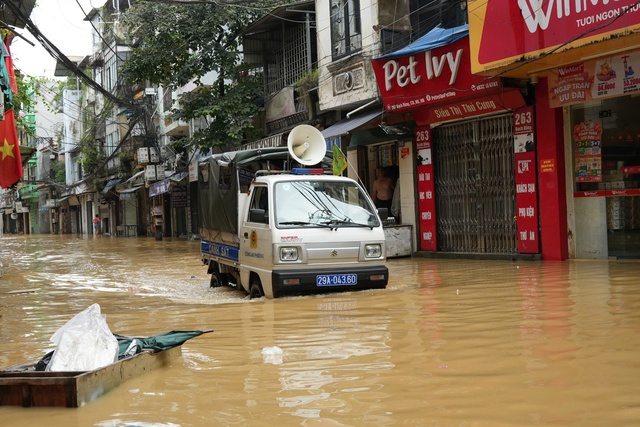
[0,32,22,189]
[0,109,22,189]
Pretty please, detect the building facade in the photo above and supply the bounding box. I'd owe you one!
[467,0,640,259]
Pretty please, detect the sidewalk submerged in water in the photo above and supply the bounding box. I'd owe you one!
[411,251,543,261]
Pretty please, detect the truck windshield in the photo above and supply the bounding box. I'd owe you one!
[274,180,380,229]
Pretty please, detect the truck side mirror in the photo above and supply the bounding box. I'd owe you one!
[249,208,268,224]
[377,207,389,221]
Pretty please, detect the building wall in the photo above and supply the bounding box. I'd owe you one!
[316,0,380,112]
[535,80,568,261]
[563,106,577,259]
[396,140,416,248]
[574,197,608,258]
[62,89,83,186]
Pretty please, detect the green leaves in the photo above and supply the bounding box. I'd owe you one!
[119,1,277,150]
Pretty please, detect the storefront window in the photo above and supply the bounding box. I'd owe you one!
[571,95,640,257]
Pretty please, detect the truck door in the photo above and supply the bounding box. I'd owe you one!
[239,185,272,283]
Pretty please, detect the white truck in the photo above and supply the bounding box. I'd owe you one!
[198,127,389,299]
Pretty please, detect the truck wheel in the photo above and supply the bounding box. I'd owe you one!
[210,271,224,288]
[249,278,264,299]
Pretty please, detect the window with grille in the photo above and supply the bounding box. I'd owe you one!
[410,0,468,40]
[330,0,362,59]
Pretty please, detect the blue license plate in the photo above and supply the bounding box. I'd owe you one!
[316,274,358,286]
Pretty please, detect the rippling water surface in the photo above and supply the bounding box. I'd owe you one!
[1,235,640,426]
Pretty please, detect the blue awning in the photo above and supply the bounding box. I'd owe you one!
[169,171,189,182]
[376,24,468,60]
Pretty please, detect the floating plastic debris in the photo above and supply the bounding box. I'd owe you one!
[261,346,283,365]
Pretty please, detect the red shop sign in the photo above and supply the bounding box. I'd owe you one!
[372,36,501,113]
[513,107,539,254]
[415,126,437,251]
[474,0,640,67]
[412,89,525,126]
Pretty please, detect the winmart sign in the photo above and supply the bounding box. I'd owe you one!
[469,0,640,73]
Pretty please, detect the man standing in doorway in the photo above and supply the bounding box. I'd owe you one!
[372,167,394,211]
[93,214,101,235]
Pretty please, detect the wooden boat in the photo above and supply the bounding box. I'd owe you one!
[0,346,181,408]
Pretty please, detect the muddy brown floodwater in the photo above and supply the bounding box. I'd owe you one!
[1,235,640,426]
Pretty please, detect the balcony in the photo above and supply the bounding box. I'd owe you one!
[164,113,189,137]
[19,184,41,201]
[87,51,104,68]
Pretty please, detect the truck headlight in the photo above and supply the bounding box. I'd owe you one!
[364,244,382,258]
[280,247,299,261]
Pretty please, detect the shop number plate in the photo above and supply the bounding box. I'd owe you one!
[316,274,357,286]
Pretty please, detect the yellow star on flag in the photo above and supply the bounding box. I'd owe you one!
[0,138,16,160]
[332,143,347,176]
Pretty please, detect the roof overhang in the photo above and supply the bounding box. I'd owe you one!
[321,109,383,139]
[54,56,87,77]
[20,146,36,164]
[240,1,314,37]
[0,1,36,29]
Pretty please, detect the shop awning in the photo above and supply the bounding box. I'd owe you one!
[349,122,415,148]
[241,1,313,37]
[118,186,143,201]
[321,110,383,139]
[169,172,188,182]
[127,170,145,183]
[237,132,286,150]
[376,24,468,60]
[0,1,36,28]
[44,195,72,208]
[117,185,144,194]
[102,179,122,194]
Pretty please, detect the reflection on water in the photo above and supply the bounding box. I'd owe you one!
[1,235,640,426]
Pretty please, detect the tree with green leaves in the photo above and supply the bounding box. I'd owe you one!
[120,0,286,151]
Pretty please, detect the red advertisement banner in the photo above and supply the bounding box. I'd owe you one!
[573,120,603,182]
[412,89,525,126]
[622,165,640,174]
[574,189,640,197]
[515,151,539,253]
[548,50,640,108]
[416,126,437,251]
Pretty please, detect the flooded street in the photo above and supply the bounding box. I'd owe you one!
[1,235,640,426]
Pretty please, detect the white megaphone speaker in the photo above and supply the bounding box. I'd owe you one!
[287,124,327,165]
